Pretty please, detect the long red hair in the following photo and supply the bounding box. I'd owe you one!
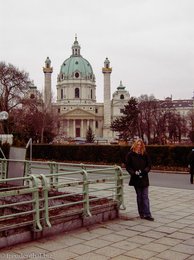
[131,139,146,155]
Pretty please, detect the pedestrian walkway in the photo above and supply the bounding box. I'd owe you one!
[0,184,194,259]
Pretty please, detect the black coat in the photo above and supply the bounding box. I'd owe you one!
[125,151,151,187]
[187,150,194,169]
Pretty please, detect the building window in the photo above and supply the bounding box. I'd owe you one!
[95,108,98,113]
[75,72,79,78]
[58,108,60,113]
[96,121,98,128]
[75,88,79,98]
[61,89,63,99]
[120,94,124,100]
[91,89,93,99]
[120,108,124,114]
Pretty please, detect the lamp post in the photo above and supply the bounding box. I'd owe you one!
[0,111,8,121]
[0,111,9,158]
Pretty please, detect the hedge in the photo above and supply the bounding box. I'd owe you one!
[25,144,193,167]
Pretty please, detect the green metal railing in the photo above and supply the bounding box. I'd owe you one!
[0,174,42,232]
[0,159,127,233]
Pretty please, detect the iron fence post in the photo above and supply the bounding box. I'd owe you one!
[40,174,51,228]
[82,169,92,217]
[30,174,42,231]
[115,166,126,210]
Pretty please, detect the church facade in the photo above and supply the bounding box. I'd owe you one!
[43,37,130,141]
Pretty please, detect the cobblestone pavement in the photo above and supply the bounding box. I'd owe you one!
[0,184,194,260]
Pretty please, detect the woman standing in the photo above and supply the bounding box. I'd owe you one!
[187,148,194,184]
[125,139,154,221]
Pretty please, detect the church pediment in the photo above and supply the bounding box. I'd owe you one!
[63,108,95,118]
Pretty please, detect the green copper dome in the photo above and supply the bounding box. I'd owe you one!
[59,37,95,82]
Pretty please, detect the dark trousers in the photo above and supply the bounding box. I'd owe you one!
[134,186,151,217]
[190,167,194,184]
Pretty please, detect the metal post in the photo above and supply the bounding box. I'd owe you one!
[26,138,32,161]
[30,174,42,231]
[115,166,126,210]
[82,169,92,217]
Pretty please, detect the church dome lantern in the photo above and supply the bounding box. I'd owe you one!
[58,36,95,82]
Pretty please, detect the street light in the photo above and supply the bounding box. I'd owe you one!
[0,111,8,120]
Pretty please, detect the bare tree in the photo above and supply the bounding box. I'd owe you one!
[0,62,32,112]
[0,62,32,134]
[138,95,158,144]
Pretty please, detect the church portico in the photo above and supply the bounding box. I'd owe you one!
[62,119,96,138]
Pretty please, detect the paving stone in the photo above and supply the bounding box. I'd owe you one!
[140,221,162,228]
[105,223,130,231]
[141,242,169,252]
[157,249,189,260]
[66,244,96,255]
[126,224,152,232]
[74,252,109,260]
[111,255,137,260]
[34,240,68,251]
[187,256,194,260]
[172,243,194,255]
[153,217,174,224]
[11,246,49,257]
[154,226,177,234]
[141,230,166,239]
[86,226,113,235]
[114,229,140,237]
[99,233,127,242]
[116,219,140,227]
[83,238,112,248]
[180,227,194,234]
[49,249,78,260]
[167,231,193,240]
[149,257,166,260]
[94,246,125,257]
[53,235,86,246]
[183,238,194,246]
[124,247,157,259]
[166,222,187,229]
[112,240,140,251]
[127,235,154,245]
[71,231,100,241]
[155,237,182,246]
[175,218,194,225]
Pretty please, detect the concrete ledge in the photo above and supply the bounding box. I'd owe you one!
[0,202,119,249]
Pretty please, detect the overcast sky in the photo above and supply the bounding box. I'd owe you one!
[1,0,194,102]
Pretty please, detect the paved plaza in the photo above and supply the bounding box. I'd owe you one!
[0,184,194,259]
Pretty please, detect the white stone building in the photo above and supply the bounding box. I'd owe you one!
[43,36,130,141]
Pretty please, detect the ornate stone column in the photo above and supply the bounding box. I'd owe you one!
[43,57,53,111]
